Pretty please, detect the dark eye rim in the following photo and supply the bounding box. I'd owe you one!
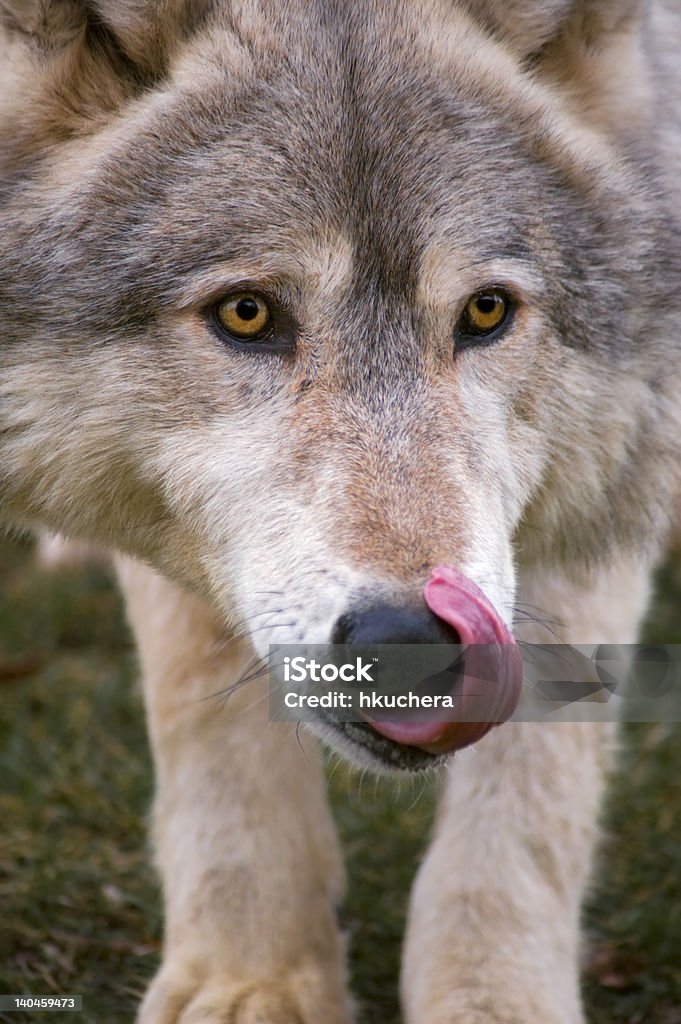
[207,288,297,355]
[455,287,516,351]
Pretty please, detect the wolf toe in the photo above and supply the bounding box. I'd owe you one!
[137,964,353,1024]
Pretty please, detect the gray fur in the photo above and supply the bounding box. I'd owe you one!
[1,0,680,574]
[2,6,681,1019]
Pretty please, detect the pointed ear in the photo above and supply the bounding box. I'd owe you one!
[460,0,649,136]
[1,0,211,76]
[460,0,643,59]
[87,0,212,74]
[0,0,211,164]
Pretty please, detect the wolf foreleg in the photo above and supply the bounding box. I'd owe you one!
[116,559,352,1024]
[401,559,652,1023]
[402,720,609,1023]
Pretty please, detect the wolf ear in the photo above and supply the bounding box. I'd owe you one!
[1,0,209,76]
[460,0,643,58]
[88,0,212,72]
[461,0,648,134]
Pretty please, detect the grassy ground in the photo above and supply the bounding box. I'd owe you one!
[0,533,679,1023]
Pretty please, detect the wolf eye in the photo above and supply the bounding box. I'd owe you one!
[456,289,512,347]
[215,292,272,340]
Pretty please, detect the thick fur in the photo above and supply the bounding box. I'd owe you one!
[2,2,680,1021]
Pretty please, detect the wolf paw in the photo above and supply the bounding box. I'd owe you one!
[407,1000,578,1024]
[137,962,353,1024]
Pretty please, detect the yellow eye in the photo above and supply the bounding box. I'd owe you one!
[215,292,272,340]
[460,289,510,338]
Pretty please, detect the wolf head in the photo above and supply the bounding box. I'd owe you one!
[1,1,680,765]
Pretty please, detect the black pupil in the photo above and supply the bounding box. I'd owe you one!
[476,295,500,315]
[235,298,260,321]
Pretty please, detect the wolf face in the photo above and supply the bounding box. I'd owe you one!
[2,1,680,767]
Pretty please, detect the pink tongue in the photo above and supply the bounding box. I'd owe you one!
[367,566,523,755]
[424,566,515,645]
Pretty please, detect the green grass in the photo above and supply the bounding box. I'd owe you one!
[1,534,680,1023]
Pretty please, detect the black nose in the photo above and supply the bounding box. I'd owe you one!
[331,601,460,646]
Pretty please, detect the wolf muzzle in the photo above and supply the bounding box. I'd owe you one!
[332,567,523,755]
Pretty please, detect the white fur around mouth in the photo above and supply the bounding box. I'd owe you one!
[314,717,447,774]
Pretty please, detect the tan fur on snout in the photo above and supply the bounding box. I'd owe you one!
[2,0,681,1022]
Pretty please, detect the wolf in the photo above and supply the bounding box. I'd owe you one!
[2,1,680,1021]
